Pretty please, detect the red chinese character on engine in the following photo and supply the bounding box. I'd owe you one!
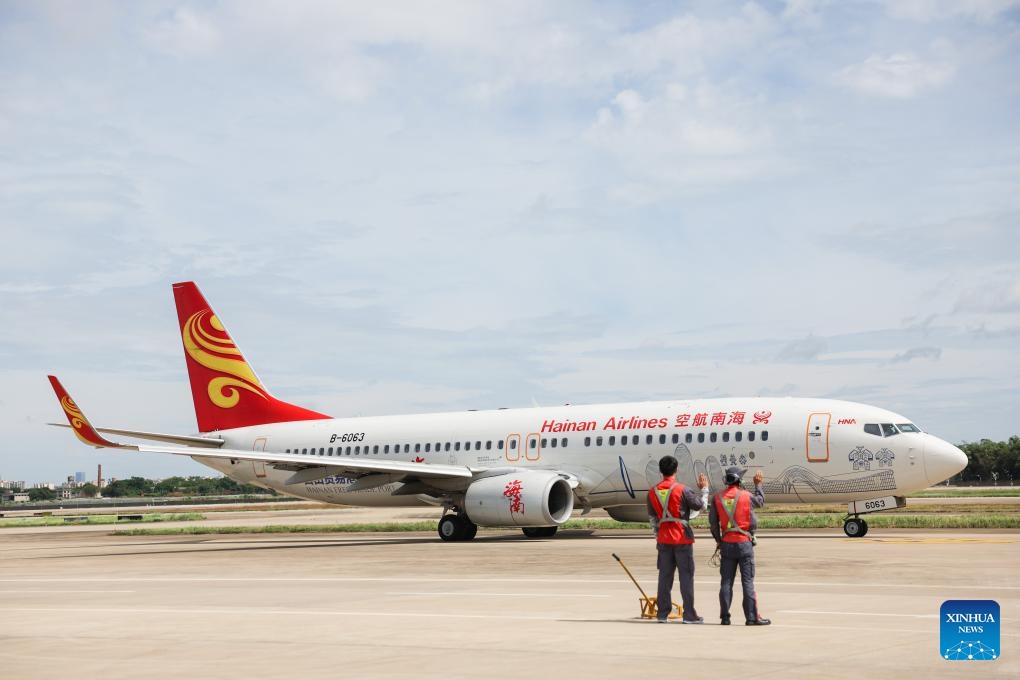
[504,479,524,514]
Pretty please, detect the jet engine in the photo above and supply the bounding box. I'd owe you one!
[464,470,574,527]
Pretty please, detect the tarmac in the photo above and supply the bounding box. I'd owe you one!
[1,507,1017,679]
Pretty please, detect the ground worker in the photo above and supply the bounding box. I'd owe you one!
[647,454,709,623]
[709,466,770,626]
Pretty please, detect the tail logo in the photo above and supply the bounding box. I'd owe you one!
[60,395,86,432]
[183,309,268,409]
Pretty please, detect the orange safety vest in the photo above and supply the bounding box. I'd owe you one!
[714,486,753,543]
[649,477,694,545]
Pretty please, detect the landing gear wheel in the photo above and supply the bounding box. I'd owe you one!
[522,526,558,538]
[843,517,865,537]
[438,514,478,542]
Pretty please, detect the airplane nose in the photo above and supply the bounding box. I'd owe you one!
[923,435,969,485]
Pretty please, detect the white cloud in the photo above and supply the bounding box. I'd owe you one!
[838,52,955,98]
[145,7,221,57]
[954,274,1020,313]
[886,0,1020,23]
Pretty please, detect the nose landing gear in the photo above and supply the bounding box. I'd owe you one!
[843,516,869,537]
[842,495,905,537]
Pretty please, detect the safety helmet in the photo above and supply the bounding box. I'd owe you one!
[724,466,746,485]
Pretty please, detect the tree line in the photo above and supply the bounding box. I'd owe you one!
[3,475,274,501]
[957,436,1020,485]
[101,475,274,497]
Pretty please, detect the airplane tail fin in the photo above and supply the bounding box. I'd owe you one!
[172,281,331,432]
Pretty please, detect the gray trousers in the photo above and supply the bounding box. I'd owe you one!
[656,543,698,621]
[719,540,759,621]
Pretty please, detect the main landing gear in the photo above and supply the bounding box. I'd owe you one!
[437,513,478,542]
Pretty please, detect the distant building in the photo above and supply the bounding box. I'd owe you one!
[74,471,86,483]
[1,492,30,503]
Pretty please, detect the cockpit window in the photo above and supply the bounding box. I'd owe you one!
[881,423,899,437]
[897,423,921,433]
[864,424,881,436]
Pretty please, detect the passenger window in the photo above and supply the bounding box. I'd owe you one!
[722,432,730,442]
[302,448,307,455]
[608,436,616,446]
[562,438,568,447]
[761,431,768,442]
[541,438,547,448]
[710,433,717,443]
[596,436,603,446]
[320,448,325,455]
[697,433,705,443]
[748,431,755,442]
[423,443,429,452]
[475,441,481,450]
[455,442,460,451]
[530,438,537,449]
[498,440,504,450]
[509,440,516,450]
[486,441,492,450]
[354,446,360,455]
[672,434,679,444]
[735,431,742,442]
[685,433,692,444]
[881,423,899,437]
[445,442,451,451]
[550,438,557,448]
[659,434,666,444]
[415,443,421,453]
[585,436,591,447]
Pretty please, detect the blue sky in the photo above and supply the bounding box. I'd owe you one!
[1,1,1018,483]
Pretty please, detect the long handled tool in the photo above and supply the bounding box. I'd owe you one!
[612,553,680,620]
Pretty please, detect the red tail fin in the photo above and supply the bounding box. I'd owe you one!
[172,281,330,432]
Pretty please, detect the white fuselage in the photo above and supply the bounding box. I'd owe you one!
[192,397,967,514]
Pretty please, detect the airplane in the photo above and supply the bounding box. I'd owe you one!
[48,281,969,540]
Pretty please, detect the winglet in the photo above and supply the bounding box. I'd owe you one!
[47,376,133,449]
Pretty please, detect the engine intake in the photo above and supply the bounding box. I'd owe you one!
[464,470,574,527]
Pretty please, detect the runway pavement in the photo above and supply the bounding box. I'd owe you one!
[1,509,1017,679]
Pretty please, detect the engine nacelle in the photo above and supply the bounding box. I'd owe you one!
[464,470,574,527]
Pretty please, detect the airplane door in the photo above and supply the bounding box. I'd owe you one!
[806,413,830,462]
[252,437,268,478]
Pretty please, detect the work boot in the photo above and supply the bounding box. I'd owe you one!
[745,617,771,626]
[720,615,731,625]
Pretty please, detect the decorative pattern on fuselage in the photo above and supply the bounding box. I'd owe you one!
[762,466,896,496]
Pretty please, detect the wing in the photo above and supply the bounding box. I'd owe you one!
[47,375,473,487]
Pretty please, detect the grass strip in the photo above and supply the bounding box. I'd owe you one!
[910,488,1020,498]
[0,513,205,528]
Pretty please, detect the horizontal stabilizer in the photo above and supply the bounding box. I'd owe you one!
[47,423,224,448]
